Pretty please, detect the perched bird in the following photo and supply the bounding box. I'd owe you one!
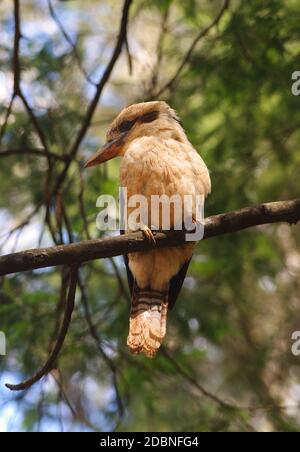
[85,101,211,357]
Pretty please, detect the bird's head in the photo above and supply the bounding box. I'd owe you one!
[84,101,184,168]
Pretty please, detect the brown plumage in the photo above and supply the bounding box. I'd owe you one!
[128,286,168,357]
[85,101,211,357]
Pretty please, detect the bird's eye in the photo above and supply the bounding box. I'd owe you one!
[119,119,136,133]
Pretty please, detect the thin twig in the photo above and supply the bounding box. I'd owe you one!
[5,265,79,391]
[53,0,133,195]
[13,1,48,150]
[78,277,124,419]
[78,165,92,240]
[161,347,234,409]
[153,0,230,99]
[124,34,133,75]
[109,257,131,305]
[47,0,96,86]
[18,91,50,153]
[0,148,67,161]
[12,0,54,210]
[0,202,42,243]
[146,7,170,97]
[0,95,15,144]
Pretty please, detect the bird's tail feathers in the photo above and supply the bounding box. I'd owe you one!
[127,287,168,357]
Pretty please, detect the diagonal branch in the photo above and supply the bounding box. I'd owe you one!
[0,95,15,145]
[78,277,124,419]
[12,0,51,157]
[18,92,50,152]
[0,199,299,277]
[153,0,230,99]
[5,265,78,391]
[47,0,96,86]
[161,347,234,410]
[54,0,133,193]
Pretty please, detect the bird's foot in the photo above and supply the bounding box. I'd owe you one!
[192,216,202,228]
[141,225,156,246]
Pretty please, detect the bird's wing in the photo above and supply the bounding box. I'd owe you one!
[120,229,134,296]
[168,257,192,310]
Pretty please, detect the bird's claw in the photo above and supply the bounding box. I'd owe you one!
[141,225,156,246]
[192,216,202,228]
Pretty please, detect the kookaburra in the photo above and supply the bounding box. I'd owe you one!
[85,101,211,357]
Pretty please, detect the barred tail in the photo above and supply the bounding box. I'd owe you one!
[127,288,168,357]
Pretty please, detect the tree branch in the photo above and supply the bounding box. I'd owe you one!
[12,0,50,154]
[0,95,15,145]
[153,0,230,99]
[0,148,68,161]
[47,0,96,86]
[0,199,299,277]
[78,277,124,419]
[13,0,21,95]
[53,0,133,193]
[5,265,78,391]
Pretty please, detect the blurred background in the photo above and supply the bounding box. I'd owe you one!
[0,0,300,432]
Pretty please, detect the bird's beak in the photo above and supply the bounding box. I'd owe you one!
[84,134,126,168]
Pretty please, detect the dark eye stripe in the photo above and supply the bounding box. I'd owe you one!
[139,110,159,124]
[118,110,159,133]
[119,118,136,132]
